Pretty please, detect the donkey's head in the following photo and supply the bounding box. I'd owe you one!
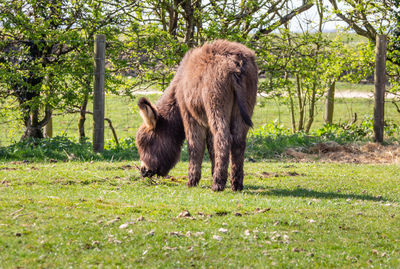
[136,97,184,178]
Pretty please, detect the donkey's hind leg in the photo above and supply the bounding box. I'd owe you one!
[204,92,233,191]
[229,117,250,191]
[207,115,231,192]
[206,130,215,176]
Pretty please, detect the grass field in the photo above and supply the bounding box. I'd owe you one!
[1,160,399,268]
[335,82,374,93]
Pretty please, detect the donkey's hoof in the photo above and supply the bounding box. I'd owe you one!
[212,183,225,192]
[187,181,198,187]
[231,183,243,192]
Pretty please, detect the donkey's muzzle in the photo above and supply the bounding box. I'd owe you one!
[140,167,156,178]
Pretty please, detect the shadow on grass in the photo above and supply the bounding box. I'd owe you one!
[244,185,387,202]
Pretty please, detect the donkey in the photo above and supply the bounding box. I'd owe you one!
[136,40,258,191]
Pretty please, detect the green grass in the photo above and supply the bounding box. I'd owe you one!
[335,82,374,93]
[1,160,399,268]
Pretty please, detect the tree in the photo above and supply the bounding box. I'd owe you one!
[256,0,356,132]
[328,0,397,142]
[0,0,316,141]
[137,0,314,46]
[118,0,317,101]
[328,0,395,42]
[0,0,137,139]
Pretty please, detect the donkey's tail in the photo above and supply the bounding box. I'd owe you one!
[232,61,253,127]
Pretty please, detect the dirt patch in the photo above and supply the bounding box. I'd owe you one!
[285,142,400,164]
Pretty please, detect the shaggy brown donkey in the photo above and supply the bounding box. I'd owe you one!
[136,40,258,191]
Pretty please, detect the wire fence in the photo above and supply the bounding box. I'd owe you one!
[0,38,386,146]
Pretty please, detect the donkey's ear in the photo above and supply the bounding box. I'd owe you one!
[138,97,158,129]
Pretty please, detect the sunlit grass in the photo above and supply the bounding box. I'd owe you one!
[0,161,399,267]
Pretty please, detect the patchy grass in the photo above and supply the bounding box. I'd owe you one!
[335,82,374,93]
[1,161,399,268]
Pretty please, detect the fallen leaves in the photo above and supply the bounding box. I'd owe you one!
[119,222,135,229]
[163,246,177,251]
[9,208,24,216]
[106,217,121,225]
[169,231,185,237]
[213,235,222,241]
[372,249,389,258]
[118,216,145,228]
[146,230,155,236]
[168,231,204,238]
[136,216,145,222]
[1,180,10,186]
[177,210,191,218]
[9,208,30,219]
[254,208,271,214]
[193,232,205,237]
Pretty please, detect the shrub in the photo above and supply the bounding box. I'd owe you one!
[0,116,398,162]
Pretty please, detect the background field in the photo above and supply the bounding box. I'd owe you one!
[1,82,397,147]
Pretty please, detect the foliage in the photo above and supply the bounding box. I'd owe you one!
[0,136,138,162]
[327,0,395,40]
[120,28,189,92]
[2,116,398,162]
[255,27,372,133]
[0,0,398,143]
[0,0,138,138]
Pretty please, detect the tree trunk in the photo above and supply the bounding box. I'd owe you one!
[22,109,42,139]
[296,75,304,131]
[168,0,183,37]
[324,80,335,124]
[78,95,89,140]
[21,105,52,140]
[183,0,198,47]
[305,83,317,133]
[285,72,296,132]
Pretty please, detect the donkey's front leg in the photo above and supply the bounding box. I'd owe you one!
[184,116,206,187]
[230,135,246,191]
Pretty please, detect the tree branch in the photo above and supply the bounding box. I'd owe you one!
[253,1,314,39]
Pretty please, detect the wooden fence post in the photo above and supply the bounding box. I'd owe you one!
[373,35,387,143]
[93,34,106,152]
[324,80,335,125]
[44,117,53,138]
